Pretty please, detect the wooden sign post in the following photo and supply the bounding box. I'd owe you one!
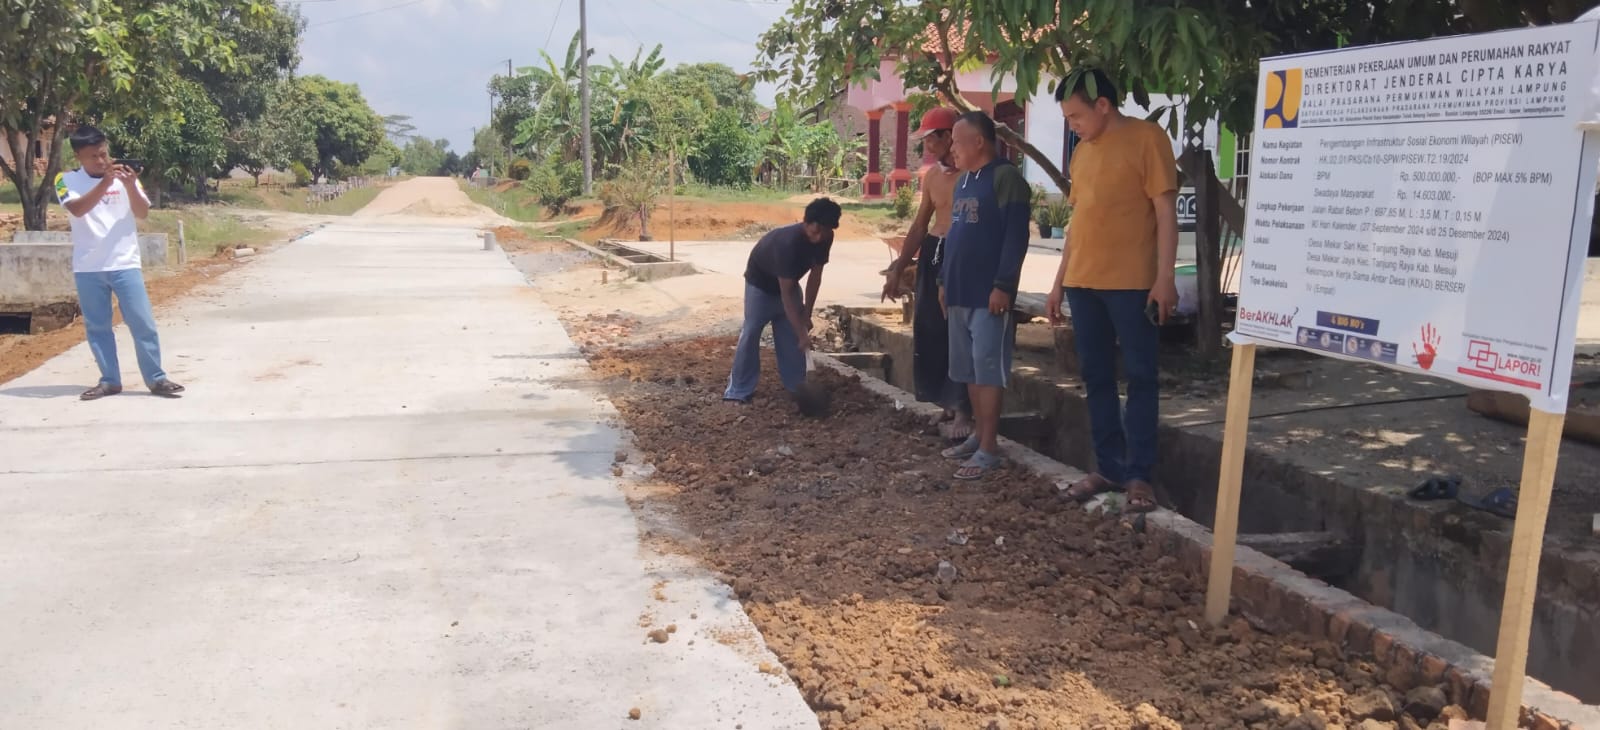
[1201,21,1599,730]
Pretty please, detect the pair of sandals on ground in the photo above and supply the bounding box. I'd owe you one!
[935,415,1158,512]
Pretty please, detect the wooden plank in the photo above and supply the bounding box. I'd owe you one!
[1205,343,1257,626]
[1485,407,1565,730]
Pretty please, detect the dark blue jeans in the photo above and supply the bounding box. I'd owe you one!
[1063,287,1159,483]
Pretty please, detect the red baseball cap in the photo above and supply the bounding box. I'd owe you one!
[909,107,959,141]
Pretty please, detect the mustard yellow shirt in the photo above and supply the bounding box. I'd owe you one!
[1064,119,1179,290]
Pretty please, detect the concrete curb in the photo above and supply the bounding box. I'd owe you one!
[811,351,1600,730]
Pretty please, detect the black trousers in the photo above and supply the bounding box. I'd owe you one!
[912,234,971,415]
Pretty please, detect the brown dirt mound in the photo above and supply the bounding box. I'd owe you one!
[582,199,880,242]
[574,336,1477,730]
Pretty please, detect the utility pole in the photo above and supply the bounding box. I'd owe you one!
[505,58,514,172]
[579,0,593,195]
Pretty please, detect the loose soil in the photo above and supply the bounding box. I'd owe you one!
[577,198,895,243]
[567,330,1477,730]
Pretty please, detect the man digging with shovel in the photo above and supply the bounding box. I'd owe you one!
[723,198,843,415]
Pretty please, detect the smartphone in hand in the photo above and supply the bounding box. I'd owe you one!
[1145,299,1162,326]
[113,159,144,173]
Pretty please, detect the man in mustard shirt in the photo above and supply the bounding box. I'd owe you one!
[1045,70,1179,513]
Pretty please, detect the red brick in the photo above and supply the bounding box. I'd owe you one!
[1303,606,1329,642]
[1328,611,1354,649]
[1419,653,1449,686]
[1531,711,1561,730]
[1345,620,1374,658]
[1386,644,1420,691]
[1371,629,1398,664]
[1444,666,1472,706]
[1467,683,1491,719]
[1263,583,1288,631]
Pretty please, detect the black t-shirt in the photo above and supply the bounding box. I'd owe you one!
[743,223,832,295]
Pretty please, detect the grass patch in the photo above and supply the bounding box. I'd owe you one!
[458,179,547,222]
[673,183,796,203]
[144,209,280,258]
[546,219,591,241]
[0,185,20,205]
[215,181,385,215]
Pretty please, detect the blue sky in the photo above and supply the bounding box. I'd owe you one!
[293,0,790,152]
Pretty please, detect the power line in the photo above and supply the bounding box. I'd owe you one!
[540,0,567,52]
[640,0,756,45]
[601,0,640,47]
[306,0,429,29]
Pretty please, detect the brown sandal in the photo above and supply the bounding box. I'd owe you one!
[149,380,186,397]
[1061,473,1120,502]
[1124,480,1159,513]
[80,383,123,401]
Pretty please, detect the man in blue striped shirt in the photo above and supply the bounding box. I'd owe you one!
[937,112,1032,480]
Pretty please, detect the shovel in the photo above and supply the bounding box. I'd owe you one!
[793,350,832,418]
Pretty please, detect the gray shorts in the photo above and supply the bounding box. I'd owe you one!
[947,305,1014,387]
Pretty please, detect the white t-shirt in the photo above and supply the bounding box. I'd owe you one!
[55,168,149,273]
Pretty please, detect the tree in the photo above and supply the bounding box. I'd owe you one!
[600,156,669,241]
[232,80,316,185]
[383,114,418,144]
[465,126,509,176]
[193,1,302,188]
[689,108,759,187]
[102,76,228,206]
[293,75,385,181]
[398,137,450,176]
[662,62,759,120]
[0,0,269,230]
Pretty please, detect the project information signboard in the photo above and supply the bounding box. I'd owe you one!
[1232,23,1600,413]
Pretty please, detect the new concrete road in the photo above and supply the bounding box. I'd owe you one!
[0,212,818,729]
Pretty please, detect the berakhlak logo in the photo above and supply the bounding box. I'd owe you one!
[1412,323,1440,370]
[1263,68,1302,129]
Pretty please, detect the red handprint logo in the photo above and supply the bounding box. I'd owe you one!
[1413,324,1440,370]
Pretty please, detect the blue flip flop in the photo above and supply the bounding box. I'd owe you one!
[1458,486,1518,519]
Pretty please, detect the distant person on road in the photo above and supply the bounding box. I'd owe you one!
[55,125,185,401]
[938,111,1032,480]
[882,107,973,441]
[1046,69,1178,513]
[722,198,843,404]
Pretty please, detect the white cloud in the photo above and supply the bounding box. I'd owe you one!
[295,0,790,152]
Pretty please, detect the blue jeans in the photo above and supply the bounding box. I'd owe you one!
[1064,287,1159,483]
[75,269,167,388]
[723,284,806,401]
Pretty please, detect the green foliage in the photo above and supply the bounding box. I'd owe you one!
[892,183,916,219]
[1044,198,1072,229]
[758,100,859,191]
[688,108,759,187]
[466,127,510,176]
[398,137,450,176]
[524,156,584,213]
[289,161,312,186]
[0,0,271,229]
[232,80,316,182]
[103,76,228,204]
[600,156,669,240]
[508,159,533,181]
[294,75,385,181]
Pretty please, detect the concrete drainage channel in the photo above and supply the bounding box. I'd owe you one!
[825,306,1600,728]
[557,237,696,282]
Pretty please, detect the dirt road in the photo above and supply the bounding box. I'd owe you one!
[353,176,513,225]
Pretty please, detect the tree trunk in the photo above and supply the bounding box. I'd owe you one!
[21,186,48,232]
[1187,147,1225,359]
[638,205,652,241]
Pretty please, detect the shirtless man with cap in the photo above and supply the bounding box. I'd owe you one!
[883,107,972,439]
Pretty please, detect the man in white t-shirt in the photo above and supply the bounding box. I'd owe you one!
[56,125,184,400]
